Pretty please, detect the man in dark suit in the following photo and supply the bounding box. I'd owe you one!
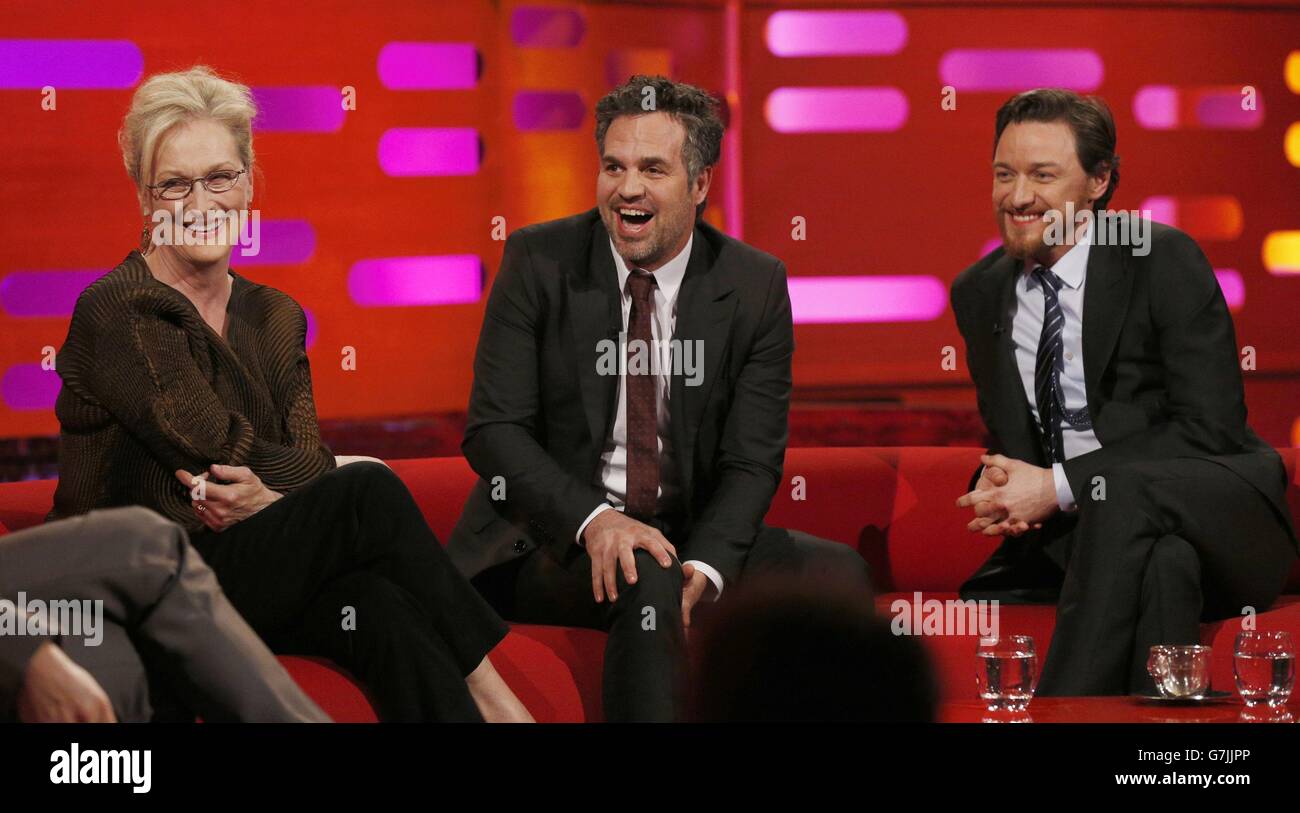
[449,75,869,721]
[952,88,1298,696]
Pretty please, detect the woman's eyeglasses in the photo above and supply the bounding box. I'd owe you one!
[147,168,247,200]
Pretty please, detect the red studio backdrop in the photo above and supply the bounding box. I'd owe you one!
[1,0,1298,444]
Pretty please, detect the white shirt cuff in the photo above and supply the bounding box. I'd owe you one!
[684,560,724,600]
[1052,463,1078,513]
[575,503,613,545]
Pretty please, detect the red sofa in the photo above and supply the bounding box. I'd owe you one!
[2,447,1298,721]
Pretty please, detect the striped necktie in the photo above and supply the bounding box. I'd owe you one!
[1031,264,1092,463]
[624,269,659,520]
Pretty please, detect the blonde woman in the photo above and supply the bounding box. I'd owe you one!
[50,66,531,723]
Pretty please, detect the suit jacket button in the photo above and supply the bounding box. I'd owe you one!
[513,539,527,553]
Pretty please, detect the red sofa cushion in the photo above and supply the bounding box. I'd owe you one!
[0,478,52,533]
[278,657,379,723]
[385,457,479,541]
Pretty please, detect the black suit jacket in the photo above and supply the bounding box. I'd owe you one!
[952,221,1297,590]
[448,209,794,586]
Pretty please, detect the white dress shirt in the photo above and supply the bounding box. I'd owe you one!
[1009,222,1102,511]
[574,235,726,598]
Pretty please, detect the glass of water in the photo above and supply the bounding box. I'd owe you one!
[1234,631,1295,708]
[977,635,1037,712]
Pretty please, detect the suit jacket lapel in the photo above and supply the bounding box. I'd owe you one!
[979,253,1041,462]
[1081,240,1133,405]
[569,221,623,461]
[670,227,736,492]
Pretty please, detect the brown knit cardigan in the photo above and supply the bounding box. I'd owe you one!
[49,250,336,532]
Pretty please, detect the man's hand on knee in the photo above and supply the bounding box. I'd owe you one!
[581,510,677,604]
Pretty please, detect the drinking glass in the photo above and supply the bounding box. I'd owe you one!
[977,635,1037,712]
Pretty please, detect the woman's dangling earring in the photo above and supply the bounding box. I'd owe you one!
[139,218,153,256]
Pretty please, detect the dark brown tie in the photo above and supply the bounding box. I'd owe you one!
[624,269,659,520]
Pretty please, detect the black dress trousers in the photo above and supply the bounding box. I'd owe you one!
[191,462,510,722]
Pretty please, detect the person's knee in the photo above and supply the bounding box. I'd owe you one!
[616,550,683,600]
[1082,462,1152,512]
[90,506,186,567]
[93,505,177,538]
[332,460,415,511]
[336,460,402,489]
[1145,534,1201,588]
[790,532,873,596]
[821,539,872,586]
